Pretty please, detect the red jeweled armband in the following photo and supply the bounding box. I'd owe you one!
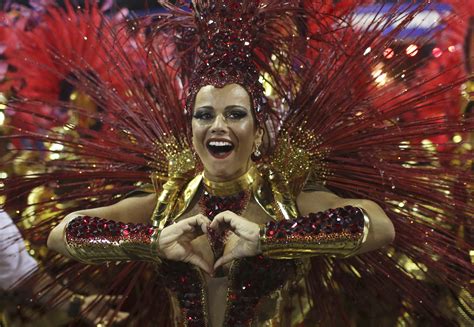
[64,216,160,264]
[259,206,369,258]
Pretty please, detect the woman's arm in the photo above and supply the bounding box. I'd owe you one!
[296,191,395,254]
[210,192,394,268]
[47,193,157,258]
[47,194,213,273]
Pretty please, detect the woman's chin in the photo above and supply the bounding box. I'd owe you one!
[202,150,253,181]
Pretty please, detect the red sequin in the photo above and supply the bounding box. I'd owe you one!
[199,189,250,273]
[66,216,154,245]
[263,206,364,243]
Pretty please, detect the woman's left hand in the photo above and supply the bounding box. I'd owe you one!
[209,210,260,269]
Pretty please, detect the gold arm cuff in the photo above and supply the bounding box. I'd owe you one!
[65,237,161,264]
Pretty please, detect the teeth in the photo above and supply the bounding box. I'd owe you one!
[209,141,232,147]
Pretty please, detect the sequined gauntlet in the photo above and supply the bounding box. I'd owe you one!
[260,206,369,259]
[64,216,160,264]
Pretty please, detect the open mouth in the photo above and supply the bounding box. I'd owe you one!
[206,139,235,158]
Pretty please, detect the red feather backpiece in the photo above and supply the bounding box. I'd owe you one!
[0,1,472,326]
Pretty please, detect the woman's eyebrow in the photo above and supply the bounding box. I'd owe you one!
[224,105,249,111]
[194,105,214,111]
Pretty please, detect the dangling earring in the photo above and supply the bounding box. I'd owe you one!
[254,128,264,158]
[254,142,261,157]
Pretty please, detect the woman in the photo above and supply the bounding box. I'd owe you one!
[48,82,394,326]
[4,0,472,326]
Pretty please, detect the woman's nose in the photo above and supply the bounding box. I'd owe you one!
[210,114,227,133]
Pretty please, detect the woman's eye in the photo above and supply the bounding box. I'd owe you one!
[193,112,213,120]
[227,111,247,120]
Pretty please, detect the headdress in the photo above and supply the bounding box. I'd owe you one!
[186,1,268,123]
[149,0,306,127]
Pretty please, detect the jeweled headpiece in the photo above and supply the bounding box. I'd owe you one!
[186,1,268,124]
[152,0,302,128]
[147,1,302,128]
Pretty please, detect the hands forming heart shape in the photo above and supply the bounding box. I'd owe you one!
[158,211,260,276]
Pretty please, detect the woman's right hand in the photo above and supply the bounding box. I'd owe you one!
[158,214,213,274]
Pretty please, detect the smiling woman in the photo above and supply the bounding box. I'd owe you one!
[192,84,263,182]
[47,70,395,326]
[13,0,470,326]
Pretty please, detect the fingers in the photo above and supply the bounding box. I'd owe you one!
[214,236,260,269]
[100,294,123,303]
[99,309,130,324]
[184,252,213,275]
[210,210,238,231]
[161,214,211,244]
[211,211,260,241]
[93,310,129,325]
[114,311,130,322]
[214,252,234,270]
[181,214,212,234]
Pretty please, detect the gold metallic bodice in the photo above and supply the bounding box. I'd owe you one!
[150,165,308,327]
[151,164,300,226]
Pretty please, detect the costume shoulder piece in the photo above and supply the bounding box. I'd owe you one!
[266,129,329,197]
[150,143,200,229]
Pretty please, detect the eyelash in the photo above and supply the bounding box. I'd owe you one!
[193,112,213,120]
[227,111,247,119]
[193,110,247,121]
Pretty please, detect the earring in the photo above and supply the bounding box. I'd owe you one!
[254,142,261,157]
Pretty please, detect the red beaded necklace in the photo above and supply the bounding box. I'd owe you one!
[199,189,250,221]
[199,166,257,219]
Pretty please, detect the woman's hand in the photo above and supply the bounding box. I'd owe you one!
[209,211,260,270]
[159,214,213,274]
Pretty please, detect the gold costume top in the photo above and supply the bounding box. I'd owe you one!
[64,158,368,326]
[152,166,301,326]
[147,165,367,326]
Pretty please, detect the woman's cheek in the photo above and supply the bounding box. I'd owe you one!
[237,123,256,149]
[191,127,206,159]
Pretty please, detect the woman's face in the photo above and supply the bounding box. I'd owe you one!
[192,84,262,182]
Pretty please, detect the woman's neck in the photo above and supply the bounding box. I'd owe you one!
[202,164,258,196]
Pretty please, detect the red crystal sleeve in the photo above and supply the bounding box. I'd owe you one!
[64,216,160,264]
[259,206,369,259]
